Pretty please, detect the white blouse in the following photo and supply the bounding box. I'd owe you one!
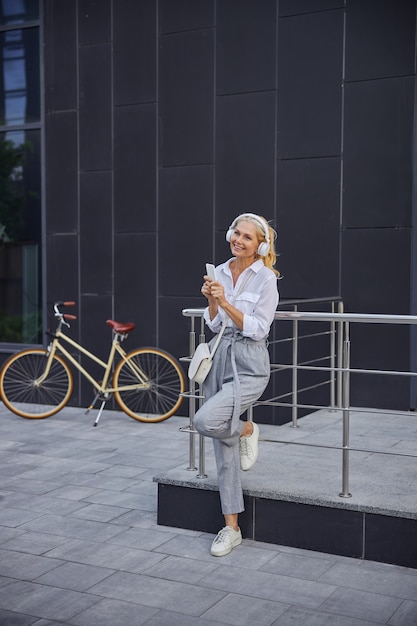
[203,258,279,341]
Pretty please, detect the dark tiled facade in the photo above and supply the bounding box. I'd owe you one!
[42,0,417,411]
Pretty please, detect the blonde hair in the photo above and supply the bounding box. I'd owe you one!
[236,214,280,277]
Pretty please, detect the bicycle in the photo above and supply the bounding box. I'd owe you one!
[0,301,186,425]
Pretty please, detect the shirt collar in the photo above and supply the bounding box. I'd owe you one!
[225,258,264,276]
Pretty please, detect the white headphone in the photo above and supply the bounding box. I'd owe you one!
[226,213,271,257]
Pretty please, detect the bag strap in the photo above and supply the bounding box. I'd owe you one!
[209,271,253,359]
[208,317,228,358]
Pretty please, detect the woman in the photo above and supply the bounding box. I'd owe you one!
[194,213,279,557]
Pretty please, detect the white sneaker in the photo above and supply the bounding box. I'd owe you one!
[210,526,242,557]
[240,422,259,471]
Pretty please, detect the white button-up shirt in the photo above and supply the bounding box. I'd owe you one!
[204,258,279,341]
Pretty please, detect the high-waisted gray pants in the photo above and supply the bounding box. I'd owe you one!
[194,331,270,515]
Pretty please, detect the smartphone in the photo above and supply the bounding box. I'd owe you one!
[205,263,217,281]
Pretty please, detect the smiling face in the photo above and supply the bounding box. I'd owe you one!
[229,219,260,261]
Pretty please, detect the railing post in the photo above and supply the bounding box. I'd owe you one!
[291,304,299,428]
[247,404,253,423]
[197,386,208,478]
[186,316,197,471]
[181,312,208,477]
[187,383,197,471]
[195,316,208,478]
[339,320,352,498]
[330,301,336,410]
[337,301,344,408]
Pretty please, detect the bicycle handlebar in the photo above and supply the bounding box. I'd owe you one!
[54,301,77,323]
[55,301,76,307]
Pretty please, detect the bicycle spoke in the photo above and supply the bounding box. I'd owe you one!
[0,350,73,418]
[114,348,185,422]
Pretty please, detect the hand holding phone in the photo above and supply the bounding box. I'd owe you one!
[205,263,217,281]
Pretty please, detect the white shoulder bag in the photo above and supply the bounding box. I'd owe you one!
[188,317,227,385]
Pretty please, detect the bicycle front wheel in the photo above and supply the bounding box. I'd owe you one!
[0,349,73,419]
[113,347,185,423]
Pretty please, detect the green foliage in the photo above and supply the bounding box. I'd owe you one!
[0,308,42,343]
[0,309,22,341]
[0,139,27,241]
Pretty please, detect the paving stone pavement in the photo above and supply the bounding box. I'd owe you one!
[0,402,416,626]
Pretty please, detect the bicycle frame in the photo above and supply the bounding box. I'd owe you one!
[37,321,150,394]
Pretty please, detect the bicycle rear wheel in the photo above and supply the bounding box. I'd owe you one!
[0,349,73,418]
[113,347,185,423]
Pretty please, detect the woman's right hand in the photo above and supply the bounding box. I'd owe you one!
[201,275,214,300]
[202,276,221,321]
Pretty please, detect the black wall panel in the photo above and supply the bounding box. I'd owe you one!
[365,513,417,569]
[159,165,214,297]
[216,91,275,225]
[44,0,77,113]
[216,0,276,95]
[114,103,157,233]
[114,233,157,347]
[78,0,111,45]
[159,29,214,166]
[46,234,79,308]
[277,9,344,159]
[159,296,195,369]
[79,171,113,296]
[113,0,157,106]
[79,43,112,172]
[345,0,416,82]
[342,228,411,410]
[349,325,411,410]
[79,294,113,405]
[255,499,364,558]
[343,77,414,228]
[342,228,411,315]
[276,157,341,299]
[159,0,214,33]
[279,0,344,16]
[45,112,78,233]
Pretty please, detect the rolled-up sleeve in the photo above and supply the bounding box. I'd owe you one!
[203,307,223,333]
[242,274,279,340]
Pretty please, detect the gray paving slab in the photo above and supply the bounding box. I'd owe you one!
[33,561,115,591]
[318,586,402,623]
[198,565,337,609]
[0,549,64,580]
[87,570,227,615]
[0,403,416,625]
[44,537,167,573]
[272,607,384,625]
[0,530,70,555]
[0,608,38,625]
[69,597,159,626]
[203,594,289,626]
[389,600,417,626]
[0,580,99,621]
[67,502,131,523]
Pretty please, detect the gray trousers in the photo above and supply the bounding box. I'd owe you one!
[194,332,270,515]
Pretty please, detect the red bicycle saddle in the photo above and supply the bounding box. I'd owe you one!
[106,320,136,333]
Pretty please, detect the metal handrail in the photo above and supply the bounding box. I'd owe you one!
[181,306,417,497]
[182,300,344,426]
[275,311,417,324]
[181,299,342,480]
